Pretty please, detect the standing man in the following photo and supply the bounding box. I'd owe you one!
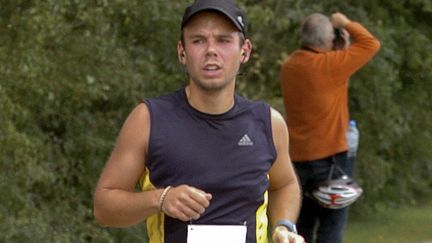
[279,12,380,243]
[93,0,304,242]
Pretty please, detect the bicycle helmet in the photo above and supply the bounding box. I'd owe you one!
[311,175,363,209]
[310,162,363,209]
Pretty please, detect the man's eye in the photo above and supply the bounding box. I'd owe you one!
[220,39,231,43]
[192,39,203,44]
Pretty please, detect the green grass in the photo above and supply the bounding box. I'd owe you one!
[344,200,432,243]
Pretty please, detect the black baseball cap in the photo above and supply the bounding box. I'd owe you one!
[181,0,247,35]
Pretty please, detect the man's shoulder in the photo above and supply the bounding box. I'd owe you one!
[236,94,270,108]
[144,89,184,109]
[282,49,315,64]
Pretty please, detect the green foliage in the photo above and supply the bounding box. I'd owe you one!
[1,0,431,241]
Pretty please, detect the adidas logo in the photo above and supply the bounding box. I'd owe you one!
[238,134,254,146]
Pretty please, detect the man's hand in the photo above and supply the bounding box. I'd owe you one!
[160,185,212,222]
[331,12,351,28]
[272,225,305,243]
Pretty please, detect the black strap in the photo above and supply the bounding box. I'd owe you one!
[327,156,349,180]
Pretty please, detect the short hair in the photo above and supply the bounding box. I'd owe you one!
[300,13,334,48]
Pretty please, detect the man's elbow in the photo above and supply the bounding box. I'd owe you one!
[371,38,381,54]
[93,205,110,227]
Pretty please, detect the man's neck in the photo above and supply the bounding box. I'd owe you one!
[185,85,235,115]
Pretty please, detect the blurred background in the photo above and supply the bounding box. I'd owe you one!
[1,0,431,242]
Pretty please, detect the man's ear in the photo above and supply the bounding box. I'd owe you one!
[240,39,253,63]
[177,41,186,64]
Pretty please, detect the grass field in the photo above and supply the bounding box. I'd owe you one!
[344,200,432,243]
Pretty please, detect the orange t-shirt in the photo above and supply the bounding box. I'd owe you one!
[280,22,380,161]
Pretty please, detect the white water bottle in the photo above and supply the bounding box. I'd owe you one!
[346,120,359,158]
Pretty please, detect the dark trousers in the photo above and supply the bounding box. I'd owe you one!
[294,152,355,243]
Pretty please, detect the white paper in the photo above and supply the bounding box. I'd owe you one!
[187,224,247,243]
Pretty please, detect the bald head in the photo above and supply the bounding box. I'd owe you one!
[300,13,335,50]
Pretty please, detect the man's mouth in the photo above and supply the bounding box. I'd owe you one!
[203,64,221,71]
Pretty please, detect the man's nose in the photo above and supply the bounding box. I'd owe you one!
[205,39,218,57]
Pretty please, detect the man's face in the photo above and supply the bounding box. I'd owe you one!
[178,11,251,91]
